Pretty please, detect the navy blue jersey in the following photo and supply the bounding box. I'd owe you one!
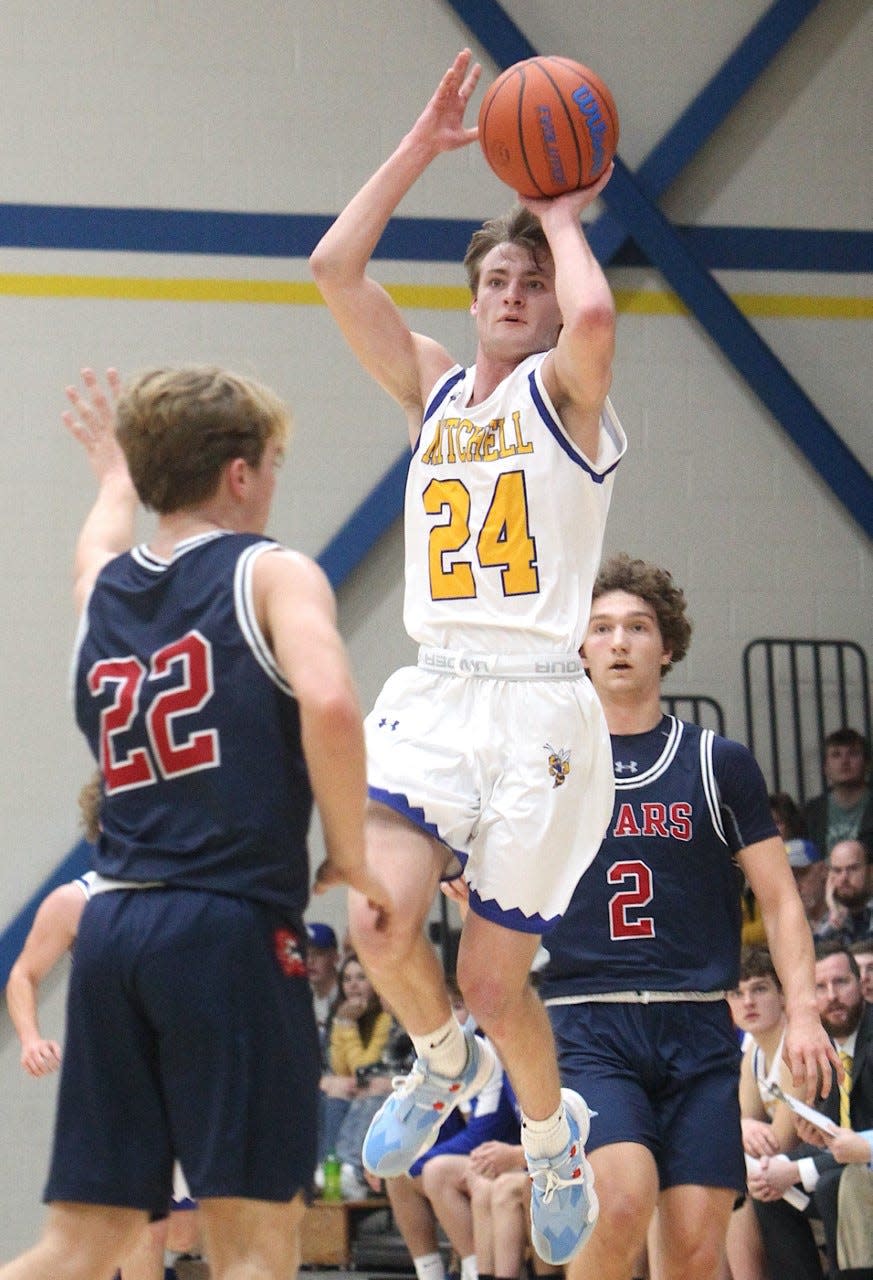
[72,531,312,912]
[539,716,777,997]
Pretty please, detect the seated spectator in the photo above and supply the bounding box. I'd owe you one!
[786,834,833,939]
[318,952,393,1170]
[726,947,801,1280]
[335,999,414,1197]
[770,790,810,844]
[832,1133,873,1276]
[850,937,873,1004]
[749,941,873,1280]
[820,838,873,944]
[803,728,873,859]
[384,1037,520,1280]
[306,920,340,1063]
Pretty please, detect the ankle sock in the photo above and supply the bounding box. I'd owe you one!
[411,1017,468,1078]
[521,1101,569,1160]
[414,1252,447,1280]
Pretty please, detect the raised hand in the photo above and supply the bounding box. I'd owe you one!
[62,367,128,484]
[409,48,481,156]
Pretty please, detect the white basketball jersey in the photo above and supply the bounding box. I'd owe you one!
[403,351,626,653]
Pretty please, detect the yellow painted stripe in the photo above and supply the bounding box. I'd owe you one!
[0,272,869,319]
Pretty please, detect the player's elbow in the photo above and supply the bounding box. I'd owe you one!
[302,682,363,744]
[309,238,349,292]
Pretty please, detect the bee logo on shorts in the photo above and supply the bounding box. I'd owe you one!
[544,743,571,788]
[273,927,308,978]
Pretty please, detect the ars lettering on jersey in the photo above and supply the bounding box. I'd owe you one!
[421,411,534,465]
[612,800,693,841]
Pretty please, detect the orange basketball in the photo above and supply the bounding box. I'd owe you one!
[478,56,619,198]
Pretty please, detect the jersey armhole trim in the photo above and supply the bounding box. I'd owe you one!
[234,542,295,697]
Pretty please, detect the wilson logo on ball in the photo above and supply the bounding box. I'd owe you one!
[478,55,619,198]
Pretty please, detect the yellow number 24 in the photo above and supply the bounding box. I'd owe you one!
[423,470,539,601]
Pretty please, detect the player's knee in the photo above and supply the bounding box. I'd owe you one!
[455,962,518,1029]
[491,1172,525,1214]
[594,1182,652,1245]
[347,894,412,966]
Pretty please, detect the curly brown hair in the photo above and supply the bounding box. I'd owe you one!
[591,553,692,674]
[463,205,550,295]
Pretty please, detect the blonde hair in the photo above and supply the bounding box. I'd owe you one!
[116,366,291,513]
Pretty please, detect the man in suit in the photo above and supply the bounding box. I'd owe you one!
[750,940,873,1279]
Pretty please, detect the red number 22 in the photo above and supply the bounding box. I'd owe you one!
[88,630,219,794]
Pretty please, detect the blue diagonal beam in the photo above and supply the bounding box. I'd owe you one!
[604,157,872,538]
[585,0,823,262]
[444,0,870,539]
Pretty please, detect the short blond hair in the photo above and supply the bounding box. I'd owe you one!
[117,366,291,513]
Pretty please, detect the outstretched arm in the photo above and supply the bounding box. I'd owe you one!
[741,836,842,1100]
[522,168,616,458]
[62,367,138,614]
[252,549,388,910]
[6,884,85,1077]
[309,49,480,433]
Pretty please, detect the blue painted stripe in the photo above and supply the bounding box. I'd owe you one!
[603,158,873,540]
[1,200,869,271]
[588,0,823,264]
[442,0,537,66]
[317,451,410,589]
[448,0,871,538]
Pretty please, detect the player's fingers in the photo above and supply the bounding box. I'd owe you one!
[106,367,122,400]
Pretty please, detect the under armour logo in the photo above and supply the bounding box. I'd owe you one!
[379,718,399,731]
[615,760,638,774]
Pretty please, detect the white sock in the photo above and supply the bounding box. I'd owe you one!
[460,1253,478,1280]
[411,1017,468,1078]
[414,1252,447,1280]
[521,1101,569,1160]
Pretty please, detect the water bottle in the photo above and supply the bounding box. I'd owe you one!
[322,1150,342,1201]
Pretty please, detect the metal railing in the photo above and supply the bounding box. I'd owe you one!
[661,694,726,736]
[743,638,871,804]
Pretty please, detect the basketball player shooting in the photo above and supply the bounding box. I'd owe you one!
[310,49,624,1266]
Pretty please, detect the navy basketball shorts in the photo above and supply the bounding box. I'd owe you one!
[44,888,319,1214]
[549,999,745,1192]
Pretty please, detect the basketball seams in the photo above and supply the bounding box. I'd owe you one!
[517,65,547,198]
[477,55,618,197]
[531,60,584,191]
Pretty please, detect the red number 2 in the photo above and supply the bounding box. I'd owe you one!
[88,630,219,794]
[607,859,655,940]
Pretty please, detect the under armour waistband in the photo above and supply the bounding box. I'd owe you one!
[544,989,727,1005]
[418,646,584,679]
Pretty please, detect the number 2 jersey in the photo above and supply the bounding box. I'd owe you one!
[71,531,312,913]
[539,715,778,998]
[404,350,627,654]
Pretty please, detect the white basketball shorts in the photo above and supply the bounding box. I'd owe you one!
[365,648,614,933]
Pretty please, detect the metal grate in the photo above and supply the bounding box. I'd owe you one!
[661,694,726,736]
[743,638,871,804]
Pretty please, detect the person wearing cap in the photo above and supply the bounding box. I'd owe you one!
[306,922,341,1060]
[850,938,873,1005]
[786,837,833,939]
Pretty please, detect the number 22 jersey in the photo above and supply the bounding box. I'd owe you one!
[71,531,313,912]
